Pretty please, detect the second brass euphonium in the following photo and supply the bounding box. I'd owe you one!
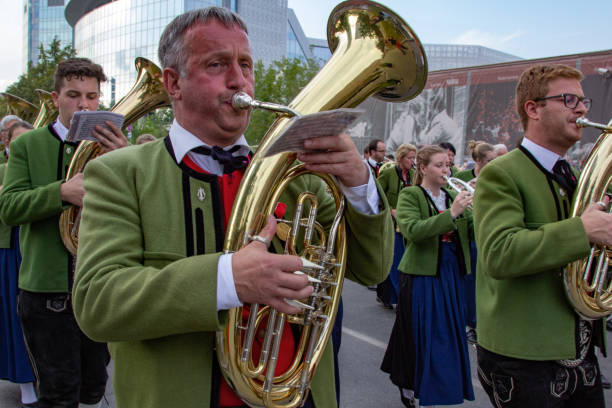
[59,57,171,255]
[564,117,612,320]
[216,1,427,407]
[32,89,58,128]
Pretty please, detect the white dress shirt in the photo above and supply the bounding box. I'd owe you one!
[53,120,69,142]
[521,137,566,172]
[168,119,381,310]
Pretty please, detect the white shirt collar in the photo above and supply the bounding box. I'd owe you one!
[52,120,69,142]
[168,119,251,176]
[521,137,565,173]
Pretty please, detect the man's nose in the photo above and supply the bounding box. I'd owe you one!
[227,61,249,89]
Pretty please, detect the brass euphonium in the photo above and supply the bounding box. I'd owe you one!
[32,89,58,128]
[564,116,612,320]
[1,92,39,124]
[216,1,427,407]
[59,57,171,255]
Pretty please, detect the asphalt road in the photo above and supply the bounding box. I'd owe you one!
[2,279,612,407]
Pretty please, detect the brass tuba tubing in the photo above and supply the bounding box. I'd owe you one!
[576,117,612,132]
[564,116,612,320]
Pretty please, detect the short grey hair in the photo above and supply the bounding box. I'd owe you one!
[1,115,21,130]
[158,7,248,76]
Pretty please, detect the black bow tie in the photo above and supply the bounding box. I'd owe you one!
[552,159,577,198]
[191,145,249,174]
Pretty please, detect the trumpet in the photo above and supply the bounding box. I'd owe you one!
[444,176,474,208]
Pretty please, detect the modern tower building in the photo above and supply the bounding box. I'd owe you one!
[22,0,73,71]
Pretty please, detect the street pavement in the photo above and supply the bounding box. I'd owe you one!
[2,279,612,407]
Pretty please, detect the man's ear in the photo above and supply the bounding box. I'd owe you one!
[163,67,181,101]
[524,100,540,121]
[51,91,60,108]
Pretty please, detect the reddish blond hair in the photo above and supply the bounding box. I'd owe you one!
[516,64,583,131]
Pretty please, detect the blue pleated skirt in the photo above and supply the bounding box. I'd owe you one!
[0,228,35,383]
[463,241,478,328]
[411,242,474,405]
[388,231,404,304]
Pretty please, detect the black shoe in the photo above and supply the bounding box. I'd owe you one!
[21,402,38,408]
[602,374,611,389]
[376,296,394,310]
[367,285,377,291]
[466,327,477,345]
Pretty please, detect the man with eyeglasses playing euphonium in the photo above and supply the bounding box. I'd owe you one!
[474,64,612,407]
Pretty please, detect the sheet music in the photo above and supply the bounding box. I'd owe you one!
[263,109,363,157]
[66,111,125,142]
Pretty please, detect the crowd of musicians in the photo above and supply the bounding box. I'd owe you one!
[1,6,612,408]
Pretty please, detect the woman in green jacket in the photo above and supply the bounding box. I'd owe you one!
[455,140,496,184]
[375,143,416,309]
[381,145,475,407]
[0,121,37,407]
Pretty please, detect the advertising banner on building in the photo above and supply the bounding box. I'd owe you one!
[350,50,612,167]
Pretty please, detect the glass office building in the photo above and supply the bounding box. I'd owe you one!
[66,0,313,105]
[424,44,519,71]
[22,0,73,71]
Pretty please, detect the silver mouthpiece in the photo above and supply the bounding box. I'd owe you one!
[230,92,300,117]
[576,117,612,132]
[231,92,254,110]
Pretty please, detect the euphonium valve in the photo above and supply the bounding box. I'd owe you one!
[216,1,427,407]
[564,116,612,320]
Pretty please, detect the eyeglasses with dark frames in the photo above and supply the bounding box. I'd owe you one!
[533,93,592,111]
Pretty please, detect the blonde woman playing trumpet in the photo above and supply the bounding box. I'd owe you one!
[382,145,475,407]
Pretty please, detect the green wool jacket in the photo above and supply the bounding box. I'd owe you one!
[0,163,12,249]
[72,137,394,408]
[396,186,473,277]
[454,168,476,183]
[377,165,415,209]
[0,125,78,291]
[474,146,597,360]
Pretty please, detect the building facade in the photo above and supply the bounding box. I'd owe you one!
[65,0,314,105]
[22,0,73,71]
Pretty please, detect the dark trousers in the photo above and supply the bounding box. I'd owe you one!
[477,345,604,408]
[18,290,110,408]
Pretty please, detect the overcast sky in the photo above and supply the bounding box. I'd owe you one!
[1,0,611,92]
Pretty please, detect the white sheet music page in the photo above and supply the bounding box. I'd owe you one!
[66,111,125,142]
[263,108,363,157]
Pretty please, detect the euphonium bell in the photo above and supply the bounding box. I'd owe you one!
[564,116,612,320]
[216,1,427,407]
[59,57,171,255]
[1,92,39,124]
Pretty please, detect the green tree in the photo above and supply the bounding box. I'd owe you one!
[129,108,174,143]
[2,38,77,110]
[245,57,320,145]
